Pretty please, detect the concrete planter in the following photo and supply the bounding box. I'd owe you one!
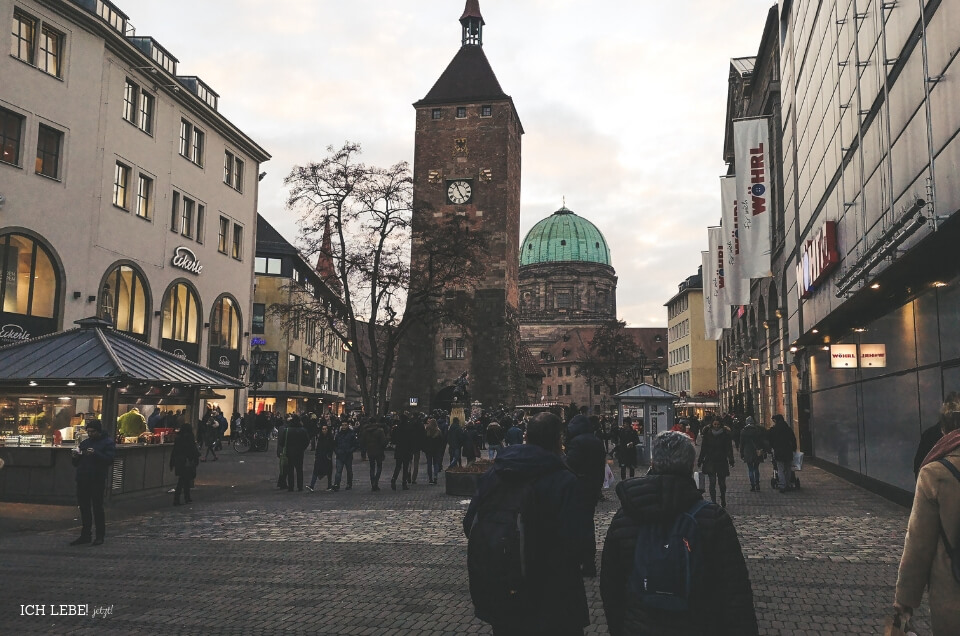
[445,471,480,497]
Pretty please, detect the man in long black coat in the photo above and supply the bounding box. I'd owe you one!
[279,415,311,492]
[565,414,606,577]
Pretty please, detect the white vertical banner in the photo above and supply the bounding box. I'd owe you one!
[702,251,722,341]
[707,227,731,332]
[720,176,751,306]
[734,118,772,278]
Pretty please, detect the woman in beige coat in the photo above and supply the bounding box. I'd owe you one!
[894,394,960,635]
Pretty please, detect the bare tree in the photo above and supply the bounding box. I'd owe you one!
[277,142,487,416]
[577,320,642,395]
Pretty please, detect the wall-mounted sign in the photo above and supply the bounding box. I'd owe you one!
[797,221,839,300]
[250,337,267,347]
[860,344,887,368]
[409,397,419,407]
[0,323,32,343]
[830,344,858,368]
[172,246,203,275]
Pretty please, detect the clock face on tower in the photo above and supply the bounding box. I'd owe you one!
[446,179,473,205]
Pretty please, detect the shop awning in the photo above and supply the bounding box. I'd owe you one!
[0,317,243,389]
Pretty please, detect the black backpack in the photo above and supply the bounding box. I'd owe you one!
[467,472,553,623]
[627,499,711,611]
[936,459,960,584]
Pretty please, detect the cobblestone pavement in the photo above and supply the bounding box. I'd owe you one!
[0,444,932,635]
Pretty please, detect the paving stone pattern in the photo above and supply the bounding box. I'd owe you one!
[0,445,933,635]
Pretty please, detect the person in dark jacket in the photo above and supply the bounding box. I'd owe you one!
[391,415,414,490]
[504,418,524,446]
[278,415,310,491]
[423,417,445,484]
[600,430,758,636]
[738,416,769,492]
[485,419,505,459]
[914,422,944,478]
[332,419,359,490]
[69,420,116,546]
[170,423,200,505]
[698,418,735,507]
[308,423,335,491]
[409,413,427,484]
[447,417,464,468]
[768,414,798,493]
[565,414,607,577]
[464,412,594,636]
[362,419,388,491]
[616,417,640,480]
[304,413,319,451]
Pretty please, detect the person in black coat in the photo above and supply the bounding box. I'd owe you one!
[332,419,359,490]
[600,431,758,636]
[409,413,427,484]
[170,423,200,505]
[308,423,335,491]
[767,414,798,493]
[615,417,640,480]
[278,415,311,492]
[361,418,388,491]
[391,414,414,491]
[565,414,607,577]
[464,413,594,636]
[69,419,116,545]
[698,418,735,507]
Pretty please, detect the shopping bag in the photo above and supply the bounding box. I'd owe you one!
[792,451,804,472]
[883,612,916,636]
[603,464,615,489]
[693,471,705,491]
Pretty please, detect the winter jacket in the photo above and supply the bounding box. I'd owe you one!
[72,434,116,479]
[767,421,797,463]
[333,427,359,459]
[698,427,734,477]
[616,426,640,467]
[447,422,463,451]
[392,418,414,460]
[504,425,523,446]
[600,474,758,636]
[423,431,445,458]
[463,444,593,633]
[410,418,426,453]
[565,415,606,503]
[170,430,200,476]
[279,424,310,457]
[117,409,147,437]
[895,450,960,635]
[485,422,504,446]
[739,423,768,465]
[361,424,388,461]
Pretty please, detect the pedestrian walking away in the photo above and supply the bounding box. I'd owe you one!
[739,416,769,492]
[768,414,797,493]
[279,415,310,491]
[447,417,464,468]
[308,423,335,492]
[391,414,414,490]
[423,417,445,484]
[697,417,735,507]
[69,419,116,546]
[564,414,606,578]
[600,430,758,635]
[361,418,387,491]
[169,423,200,505]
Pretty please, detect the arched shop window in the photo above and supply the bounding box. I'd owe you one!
[0,232,61,343]
[208,294,242,377]
[160,281,201,361]
[99,263,150,341]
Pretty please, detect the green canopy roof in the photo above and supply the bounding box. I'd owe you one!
[520,207,611,267]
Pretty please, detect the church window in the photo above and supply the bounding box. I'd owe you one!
[481,105,492,117]
[455,338,465,359]
[596,242,600,248]
[443,338,453,359]
[432,109,442,120]
[456,107,466,118]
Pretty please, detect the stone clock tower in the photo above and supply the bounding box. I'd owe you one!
[393,0,524,411]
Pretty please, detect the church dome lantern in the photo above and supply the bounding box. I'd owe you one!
[520,206,612,267]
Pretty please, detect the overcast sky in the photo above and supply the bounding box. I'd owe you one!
[122,0,774,326]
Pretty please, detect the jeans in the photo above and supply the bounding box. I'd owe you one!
[285,452,305,491]
[411,451,420,482]
[392,457,411,484]
[487,444,501,460]
[334,455,353,487]
[369,458,383,486]
[426,453,441,481]
[448,447,462,468]
[707,472,727,503]
[174,474,193,502]
[620,465,635,480]
[310,466,331,490]
[777,460,793,491]
[746,462,761,488]
[76,475,106,539]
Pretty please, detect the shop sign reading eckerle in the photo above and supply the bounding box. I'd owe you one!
[860,344,887,368]
[830,344,858,368]
[172,246,203,275]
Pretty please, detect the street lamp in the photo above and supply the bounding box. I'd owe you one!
[239,345,264,412]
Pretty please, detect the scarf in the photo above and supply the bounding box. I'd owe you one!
[921,428,960,469]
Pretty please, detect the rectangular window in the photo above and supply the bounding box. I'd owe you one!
[195,204,205,243]
[218,217,229,253]
[0,108,24,166]
[455,338,465,359]
[181,197,194,238]
[481,105,492,117]
[191,128,204,166]
[252,303,265,334]
[113,162,130,208]
[547,386,552,397]
[431,108,442,120]
[566,384,572,396]
[38,25,62,77]
[136,174,152,219]
[223,150,233,184]
[456,107,466,118]
[566,366,571,376]
[557,292,571,309]
[234,158,243,192]
[123,80,138,124]
[547,368,552,377]
[443,338,453,360]
[255,257,282,275]
[287,354,300,385]
[232,224,243,260]
[179,120,190,157]
[35,125,62,179]
[138,92,153,134]
[170,191,180,232]
[11,10,35,65]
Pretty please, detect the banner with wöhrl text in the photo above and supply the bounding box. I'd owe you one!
[702,251,722,340]
[733,117,772,278]
[720,176,751,306]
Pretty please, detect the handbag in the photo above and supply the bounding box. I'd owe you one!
[883,611,916,636]
[603,464,615,489]
[693,471,705,491]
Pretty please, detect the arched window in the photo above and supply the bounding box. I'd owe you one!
[210,295,240,349]
[161,281,201,361]
[0,232,61,343]
[99,263,149,340]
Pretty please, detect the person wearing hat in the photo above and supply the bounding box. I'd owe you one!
[70,419,116,546]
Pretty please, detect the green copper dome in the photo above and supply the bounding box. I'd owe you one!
[520,206,612,267]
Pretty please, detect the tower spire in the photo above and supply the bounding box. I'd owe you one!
[460,0,485,46]
[316,216,341,295]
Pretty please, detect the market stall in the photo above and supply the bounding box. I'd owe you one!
[0,317,243,503]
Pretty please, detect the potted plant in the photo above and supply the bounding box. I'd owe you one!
[445,459,493,496]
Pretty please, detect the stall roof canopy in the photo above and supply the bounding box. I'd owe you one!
[0,318,243,388]
[614,383,680,401]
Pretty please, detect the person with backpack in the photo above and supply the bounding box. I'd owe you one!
[739,416,768,492]
[463,412,594,636]
[600,430,758,636]
[565,414,607,577]
[894,393,960,635]
[697,417,735,508]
